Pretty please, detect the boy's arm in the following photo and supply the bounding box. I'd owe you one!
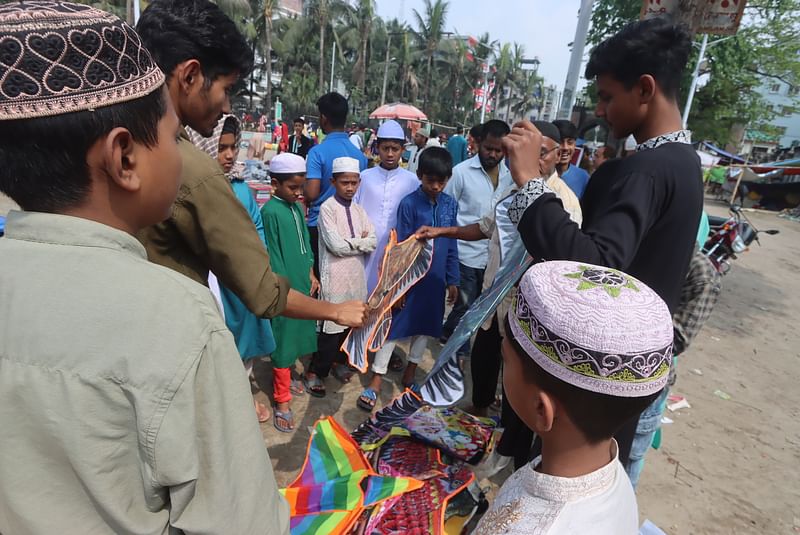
[356,210,377,253]
[153,329,290,535]
[260,207,288,276]
[318,203,364,257]
[299,207,315,266]
[171,171,289,319]
[303,148,323,207]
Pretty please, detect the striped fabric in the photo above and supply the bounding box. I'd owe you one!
[281,417,422,535]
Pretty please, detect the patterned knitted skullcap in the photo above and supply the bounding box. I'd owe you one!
[508,261,673,398]
[0,1,165,120]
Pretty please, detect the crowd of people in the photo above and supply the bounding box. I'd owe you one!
[0,1,721,534]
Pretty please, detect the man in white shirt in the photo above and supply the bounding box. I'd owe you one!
[406,124,431,173]
[441,120,511,359]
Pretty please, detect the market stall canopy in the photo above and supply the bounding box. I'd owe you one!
[370,102,428,121]
[700,141,745,163]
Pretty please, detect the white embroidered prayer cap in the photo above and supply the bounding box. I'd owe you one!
[269,153,306,174]
[332,157,361,175]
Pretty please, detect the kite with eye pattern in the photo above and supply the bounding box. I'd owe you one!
[342,230,434,372]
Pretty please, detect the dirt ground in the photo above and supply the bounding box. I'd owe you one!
[255,199,800,535]
[3,192,797,534]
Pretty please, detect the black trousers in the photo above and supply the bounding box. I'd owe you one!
[309,330,348,378]
[470,316,503,409]
[308,225,320,278]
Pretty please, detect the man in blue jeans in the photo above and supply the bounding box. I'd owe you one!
[441,120,511,358]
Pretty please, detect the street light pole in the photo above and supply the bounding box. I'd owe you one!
[479,61,490,123]
[329,41,336,92]
[682,33,708,129]
[558,0,594,120]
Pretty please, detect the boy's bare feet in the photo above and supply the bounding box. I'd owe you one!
[401,363,418,388]
[254,399,271,423]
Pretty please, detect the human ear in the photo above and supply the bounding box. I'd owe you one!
[104,127,141,193]
[638,74,657,103]
[532,390,557,434]
[176,59,203,93]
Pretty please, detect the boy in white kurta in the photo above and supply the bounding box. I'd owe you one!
[304,157,376,397]
[475,261,674,534]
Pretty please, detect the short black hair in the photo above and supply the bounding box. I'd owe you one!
[456,126,464,134]
[469,123,484,141]
[417,147,452,179]
[293,117,305,125]
[0,89,166,213]
[317,92,349,128]
[585,17,692,101]
[270,171,305,183]
[430,128,439,139]
[221,116,239,136]
[377,137,404,146]
[552,119,578,141]
[533,121,561,144]
[505,316,660,443]
[137,0,253,83]
[482,119,510,139]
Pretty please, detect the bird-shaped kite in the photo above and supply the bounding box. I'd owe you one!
[342,230,434,372]
[280,417,423,535]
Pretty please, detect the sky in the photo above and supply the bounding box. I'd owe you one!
[375,0,589,94]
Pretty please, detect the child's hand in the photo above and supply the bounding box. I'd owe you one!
[415,226,440,240]
[310,270,320,297]
[447,285,458,305]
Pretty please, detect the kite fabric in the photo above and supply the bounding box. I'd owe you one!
[419,244,533,407]
[342,230,434,372]
[280,417,422,535]
[402,405,495,465]
[367,437,475,534]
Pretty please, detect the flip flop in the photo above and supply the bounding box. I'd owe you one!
[402,382,421,395]
[290,379,306,396]
[303,374,326,398]
[357,388,378,412]
[254,400,271,423]
[332,363,355,384]
[273,408,294,433]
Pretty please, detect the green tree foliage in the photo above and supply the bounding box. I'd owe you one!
[587,0,800,147]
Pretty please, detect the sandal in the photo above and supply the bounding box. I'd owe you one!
[303,373,326,398]
[402,382,421,395]
[254,400,271,423]
[290,379,306,396]
[388,353,404,372]
[332,363,355,384]
[357,388,378,412]
[273,408,294,433]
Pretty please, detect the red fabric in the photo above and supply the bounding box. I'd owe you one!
[273,367,292,404]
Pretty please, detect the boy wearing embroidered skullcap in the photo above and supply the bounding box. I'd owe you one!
[0,2,288,534]
[475,261,672,535]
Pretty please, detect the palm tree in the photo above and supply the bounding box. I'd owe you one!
[505,70,542,122]
[350,0,375,93]
[412,0,449,113]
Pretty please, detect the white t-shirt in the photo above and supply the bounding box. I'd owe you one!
[349,132,364,150]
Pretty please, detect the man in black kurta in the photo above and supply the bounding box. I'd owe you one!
[500,17,703,468]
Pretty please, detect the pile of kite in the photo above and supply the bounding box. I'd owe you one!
[282,226,533,534]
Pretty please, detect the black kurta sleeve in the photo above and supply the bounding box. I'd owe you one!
[512,172,657,269]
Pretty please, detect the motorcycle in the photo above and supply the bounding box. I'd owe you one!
[703,205,780,275]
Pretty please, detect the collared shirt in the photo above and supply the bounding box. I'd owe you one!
[306,132,369,226]
[637,129,692,151]
[475,441,638,535]
[447,134,469,166]
[445,155,512,269]
[355,164,421,292]
[0,211,289,535]
[138,132,290,319]
[561,163,591,199]
[546,172,583,227]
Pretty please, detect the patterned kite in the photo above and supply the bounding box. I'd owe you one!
[342,230,434,372]
[280,417,422,535]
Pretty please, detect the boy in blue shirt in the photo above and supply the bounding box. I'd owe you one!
[357,147,460,411]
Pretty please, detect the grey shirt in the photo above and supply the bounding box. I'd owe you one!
[0,211,289,535]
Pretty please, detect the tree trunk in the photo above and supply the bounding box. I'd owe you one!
[265,15,273,120]
[423,51,433,111]
[494,82,502,120]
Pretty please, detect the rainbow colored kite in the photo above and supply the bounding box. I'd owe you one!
[281,417,423,535]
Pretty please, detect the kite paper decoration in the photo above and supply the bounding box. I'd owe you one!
[342,230,434,372]
[366,438,475,534]
[419,241,533,407]
[401,405,495,465]
[352,390,424,449]
[280,417,422,535]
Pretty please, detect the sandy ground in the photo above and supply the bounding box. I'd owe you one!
[255,199,800,535]
[4,192,796,533]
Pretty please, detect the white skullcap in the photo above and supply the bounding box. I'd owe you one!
[270,152,306,174]
[624,135,637,151]
[332,157,361,175]
[377,120,405,140]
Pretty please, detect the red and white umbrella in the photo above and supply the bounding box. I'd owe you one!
[369,102,428,121]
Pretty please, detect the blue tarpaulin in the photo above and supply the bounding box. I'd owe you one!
[700,141,745,163]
